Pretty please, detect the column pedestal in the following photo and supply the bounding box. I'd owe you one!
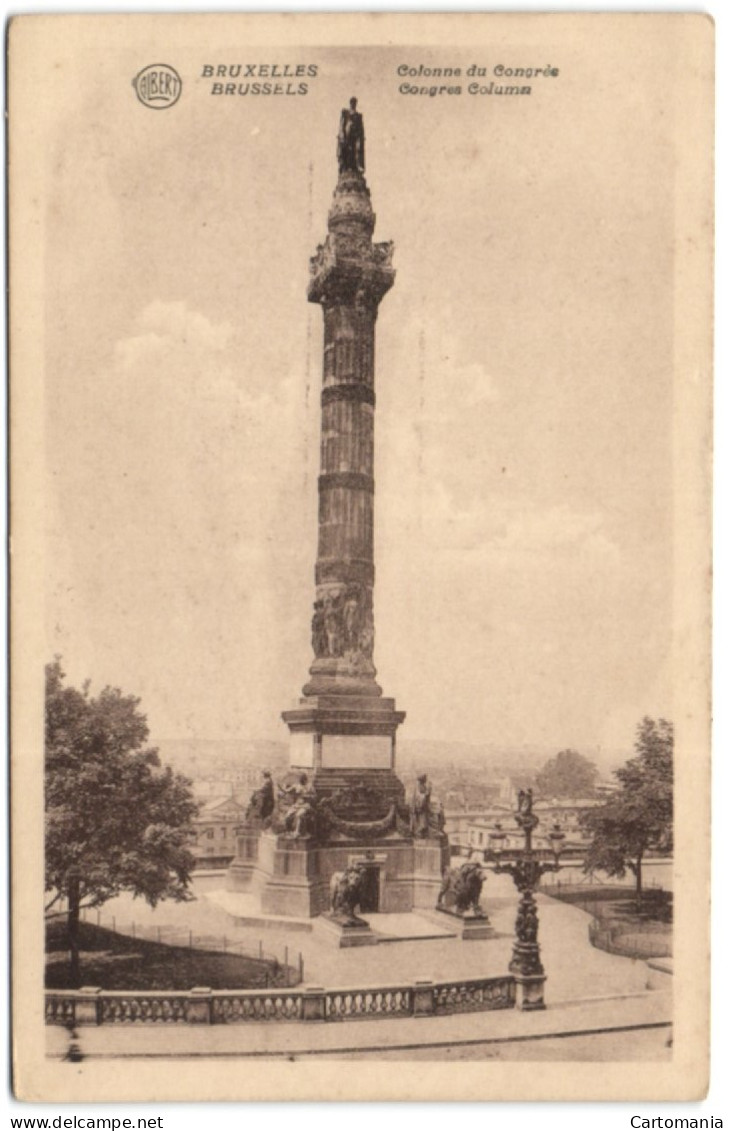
[228,829,450,922]
[283,693,405,795]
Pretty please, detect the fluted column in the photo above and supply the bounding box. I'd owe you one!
[303,169,394,698]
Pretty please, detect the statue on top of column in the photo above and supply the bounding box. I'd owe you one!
[337,97,365,175]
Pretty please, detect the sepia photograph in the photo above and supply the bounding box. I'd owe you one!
[9,11,712,1104]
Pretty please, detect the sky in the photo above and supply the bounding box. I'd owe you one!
[38,23,688,754]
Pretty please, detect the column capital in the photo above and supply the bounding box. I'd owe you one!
[307,240,395,307]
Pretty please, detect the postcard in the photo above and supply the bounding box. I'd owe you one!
[9,12,713,1103]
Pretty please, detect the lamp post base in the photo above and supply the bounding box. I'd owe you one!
[509,939,545,978]
[513,974,547,1012]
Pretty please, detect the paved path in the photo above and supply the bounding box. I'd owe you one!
[206,879,655,1002]
[53,873,672,1061]
[91,873,655,1001]
[47,989,671,1060]
[328,1025,674,1062]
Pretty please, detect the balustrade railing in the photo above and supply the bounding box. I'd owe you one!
[212,991,303,1023]
[45,995,76,1026]
[433,976,515,1014]
[100,992,190,1024]
[46,973,517,1027]
[325,985,413,1020]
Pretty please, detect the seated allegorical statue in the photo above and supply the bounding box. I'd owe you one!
[279,773,317,839]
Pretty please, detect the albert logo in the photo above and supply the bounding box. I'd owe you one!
[133,64,182,109]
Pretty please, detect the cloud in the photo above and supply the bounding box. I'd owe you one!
[110,299,291,434]
[492,501,620,560]
[417,483,620,567]
[113,300,234,386]
[47,298,315,740]
[422,357,500,424]
[51,298,308,591]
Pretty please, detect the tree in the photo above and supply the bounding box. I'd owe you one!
[535,748,598,800]
[581,717,673,911]
[45,659,199,985]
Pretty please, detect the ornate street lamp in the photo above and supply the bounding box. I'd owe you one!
[484,791,566,1011]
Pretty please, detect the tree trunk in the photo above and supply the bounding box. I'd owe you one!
[67,871,81,988]
[635,853,643,914]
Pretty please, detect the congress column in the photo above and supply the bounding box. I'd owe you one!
[283,97,405,789]
[230,99,452,919]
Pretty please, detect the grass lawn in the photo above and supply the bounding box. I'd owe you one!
[543,885,672,959]
[46,917,286,991]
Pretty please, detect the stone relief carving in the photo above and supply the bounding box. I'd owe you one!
[311,599,329,658]
[306,784,399,840]
[373,241,394,268]
[328,784,391,820]
[325,804,397,840]
[311,584,375,666]
[309,237,336,281]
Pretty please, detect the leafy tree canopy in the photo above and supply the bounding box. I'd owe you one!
[535,748,598,800]
[581,717,673,905]
[45,659,198,913]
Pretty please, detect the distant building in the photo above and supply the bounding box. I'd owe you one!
[443,808,495,851]
[466,797,604,855]
[192,796,246,868]
[533,798,605,846]
[594,778,620,798]
[466,804,515,853]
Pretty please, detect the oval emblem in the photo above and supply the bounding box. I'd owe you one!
[133,64,182,110]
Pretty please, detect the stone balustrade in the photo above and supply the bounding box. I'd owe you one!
[45,974,517,1026]
[325,984,413,1020]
